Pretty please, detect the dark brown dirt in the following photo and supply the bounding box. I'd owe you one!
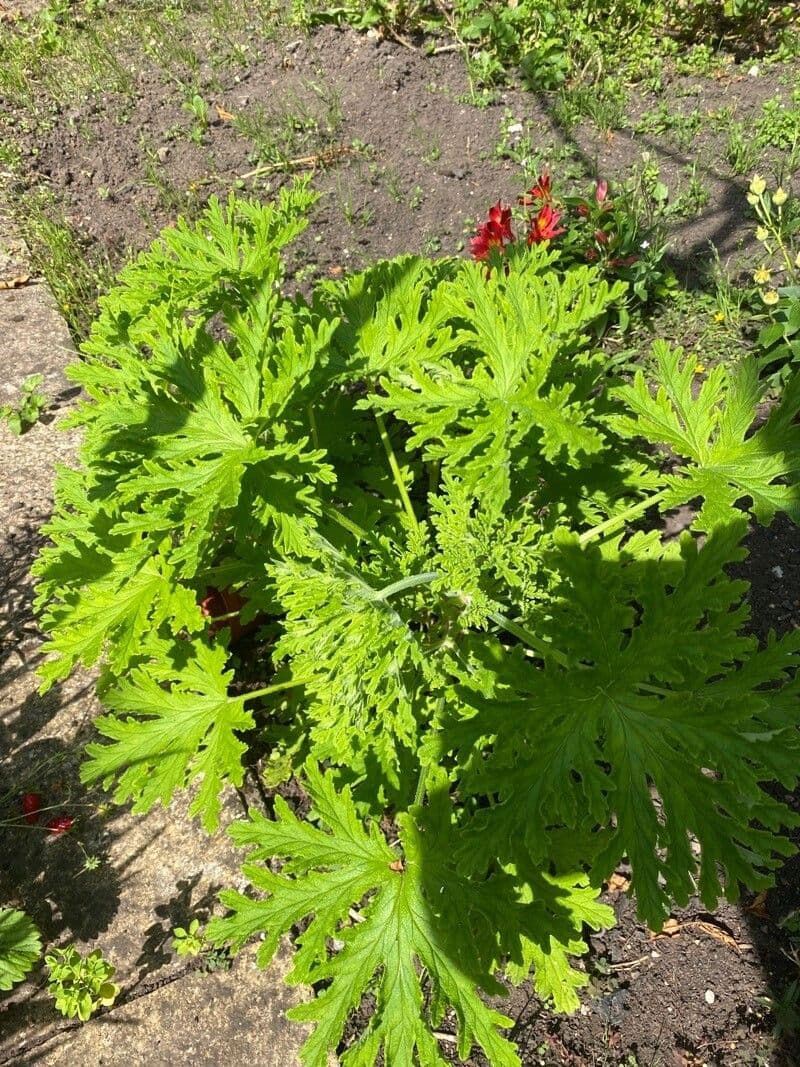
[9,23,798,292]
[3,13,800,1067]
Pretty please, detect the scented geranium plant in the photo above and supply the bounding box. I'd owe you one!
[35,180,800,1066]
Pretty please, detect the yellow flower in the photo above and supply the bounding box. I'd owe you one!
[746,193,759,206]
[753,267,771,284]
[749,174,766,196]
[755,226,769,242]
[694,362,706,374]
[762,289,780,306]
[773,187,788,206]
[713,311,725,323]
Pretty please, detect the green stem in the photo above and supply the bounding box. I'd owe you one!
[413,763,430,808]
[237,677,313,703]
[578,489,668,546]
[375,411,419,532]
[486,609,569,668]
[307,403,320,451]
[371,571,439,602]
[427,458,440,497]
[321,504,370,543]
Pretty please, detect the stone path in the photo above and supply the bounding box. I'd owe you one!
[0,196,311,1063]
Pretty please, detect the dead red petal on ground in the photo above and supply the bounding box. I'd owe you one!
[215,104,235,121]
[0,274,31,289]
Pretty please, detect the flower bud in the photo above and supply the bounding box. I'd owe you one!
[755,226,769,242]
[749,174,766,196]
[762,289,780,306]
[773,187,788,206]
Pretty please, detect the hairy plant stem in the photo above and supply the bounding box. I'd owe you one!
[579,489,668,545]
[375,410,420,532]
[321,503,370,542]
[413,762,430,807]
[373,571,440,601]
[487,609,569,668]
[237,677,313,703]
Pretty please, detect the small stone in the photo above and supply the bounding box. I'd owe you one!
[704,989,716,1004]
[772,565,784,578]
[156,146,170,163]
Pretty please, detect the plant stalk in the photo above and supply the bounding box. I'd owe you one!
[487,610,569,668]
[373,571,439,601]
[375,410,420,532]
[578,489,668,545]
[237,677,313,703]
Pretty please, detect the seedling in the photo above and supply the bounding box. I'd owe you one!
[0,374,48,434]
[46,946,119,1021]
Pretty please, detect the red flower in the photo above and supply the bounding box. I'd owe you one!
[22,793,42,825]
[487,202,513,240]
[576,203,590,219]
[595,179,609,204]
[585,249,599,262]
[45,816,74,835]
[470,201,514,260]
[527,204,566,244]
[594,229,609,245]
[519,171,553,205]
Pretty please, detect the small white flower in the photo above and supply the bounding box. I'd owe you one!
[640,240,650,249]
[506,122,524,135]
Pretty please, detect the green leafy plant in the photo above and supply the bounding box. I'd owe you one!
[292,0,796,94]
[182,92,210,144]
[171,918,207,957]
[45,945,119,1021]
[0,908,42,991]
[0,374,48,434]
[34,182,800,1065]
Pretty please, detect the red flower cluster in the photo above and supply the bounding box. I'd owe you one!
[470,201,514,260]
[471,173,570,263]
[520,172,565,245]
[470,171,640,273]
